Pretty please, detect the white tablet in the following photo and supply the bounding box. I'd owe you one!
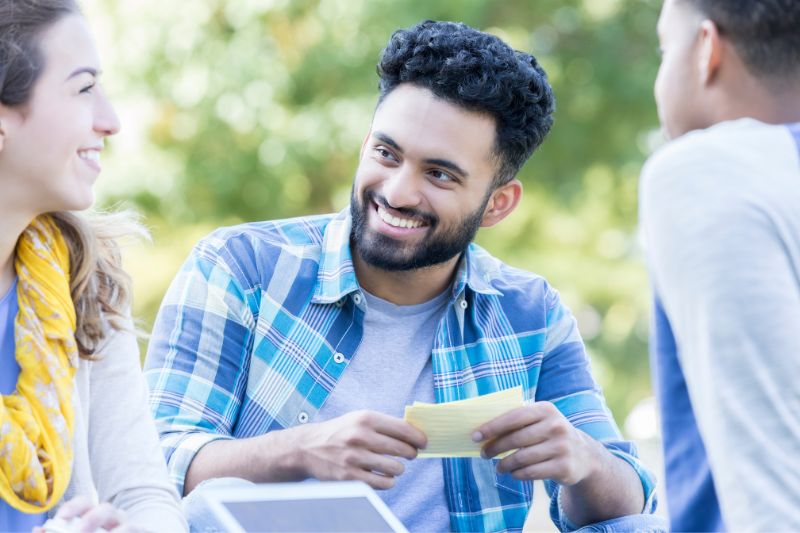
[201,481,410,533]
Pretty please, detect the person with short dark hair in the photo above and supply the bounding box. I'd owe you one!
[641,0,800,530]
[146,21,662,532]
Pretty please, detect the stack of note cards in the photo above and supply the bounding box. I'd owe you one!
[404,386,524,458]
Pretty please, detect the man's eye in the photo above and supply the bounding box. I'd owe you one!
[80,83,96,94]
[375,147,396,160]
[430,170,455,183]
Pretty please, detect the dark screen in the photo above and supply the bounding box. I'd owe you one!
[223,496,397,532]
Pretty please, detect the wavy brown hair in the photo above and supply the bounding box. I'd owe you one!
[51,211,146,358]
[2,0,144,358]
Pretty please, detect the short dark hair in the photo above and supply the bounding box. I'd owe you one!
[377,20,555,188]
[0,0,79,108]
[683,0,800,82]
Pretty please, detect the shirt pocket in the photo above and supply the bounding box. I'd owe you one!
[494,464,533,499]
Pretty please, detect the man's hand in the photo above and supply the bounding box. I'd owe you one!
[286,410,428,490]
[473,401,645,526]
[472,401,603,485]
[184,409,427,494]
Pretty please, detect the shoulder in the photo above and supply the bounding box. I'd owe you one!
[196,213,336,258]
[642,119,797,204]
[72,319,141,418]
[470,244,556,313]
[640,120,800,247]
[188,213,336,285]
[87,318,140,371]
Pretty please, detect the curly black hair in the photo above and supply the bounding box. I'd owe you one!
[377,20,555,188]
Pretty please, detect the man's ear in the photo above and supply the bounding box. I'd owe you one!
[698,19,723,85]
[481,179,522,228]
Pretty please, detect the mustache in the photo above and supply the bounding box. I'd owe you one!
[365,190,438,226]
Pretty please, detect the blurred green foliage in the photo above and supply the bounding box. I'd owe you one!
[87,0,663,421]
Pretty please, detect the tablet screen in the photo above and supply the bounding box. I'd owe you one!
[223,496,397,532]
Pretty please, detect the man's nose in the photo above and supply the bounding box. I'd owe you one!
[381,165,422,209]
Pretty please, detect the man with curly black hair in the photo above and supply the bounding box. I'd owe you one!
[146,21,663,532]
[642,0,800,530]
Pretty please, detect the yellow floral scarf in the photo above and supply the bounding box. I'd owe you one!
[0,216,77,512]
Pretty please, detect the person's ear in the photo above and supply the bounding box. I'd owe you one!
[698,19,723,85]
[0,114,6,153]
[481,179,522,228]
[0,104,18,154]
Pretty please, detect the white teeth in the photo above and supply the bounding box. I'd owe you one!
[377,206,423,229]
[78,150,100,163]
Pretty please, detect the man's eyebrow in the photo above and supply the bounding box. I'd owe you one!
[424,157,469,179]
[373,131,469,178]
[66,67,99,81]
[373,131,403,153]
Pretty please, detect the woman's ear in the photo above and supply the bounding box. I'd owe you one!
[0,105,16,154]
[481,179,522,228]
[0,105,24,154]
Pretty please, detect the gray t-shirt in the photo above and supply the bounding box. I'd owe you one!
[316,289,450,532]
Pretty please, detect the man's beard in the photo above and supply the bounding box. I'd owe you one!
[350,188,488,272]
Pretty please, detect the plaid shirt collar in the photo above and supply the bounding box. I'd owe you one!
[312,208,502,304]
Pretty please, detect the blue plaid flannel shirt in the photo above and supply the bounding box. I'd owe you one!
[144,209,657,532]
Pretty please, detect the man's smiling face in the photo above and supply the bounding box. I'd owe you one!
[350,84,499,271]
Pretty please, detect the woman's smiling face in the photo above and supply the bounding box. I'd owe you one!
[0,14,120,216]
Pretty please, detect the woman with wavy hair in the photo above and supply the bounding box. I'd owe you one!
[0,1,186,531]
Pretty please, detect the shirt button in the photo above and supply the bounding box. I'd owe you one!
[459,299,468,310]
[333,352,346,364]
[334,298,345,308]
[298,412,309,424]
[353,293,363,305]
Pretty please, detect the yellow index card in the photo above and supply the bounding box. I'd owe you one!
[404,386,525,458]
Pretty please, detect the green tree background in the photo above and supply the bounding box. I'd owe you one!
[85,0,663,423]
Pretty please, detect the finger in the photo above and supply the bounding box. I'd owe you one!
[337,420,420,459]
[496,440,562,473]
[508,457,564,482]
[355,450,406,478]
[366,432,422,460]
[366,412,428,450]
[482,421,553,460]
[325,456,398,490]
[473,402,556,443]
[350,468,397,490]
[55,495,94,519]
[79,502,126,533]
[331,448,404,486]
[340,446,406,477]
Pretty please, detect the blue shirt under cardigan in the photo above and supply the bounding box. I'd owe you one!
[0,279,46,531]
